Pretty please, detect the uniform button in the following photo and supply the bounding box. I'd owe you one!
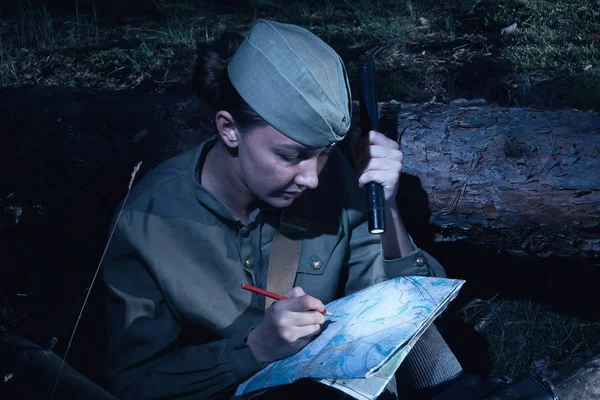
[311,260,322,270]
[240,227,249,237]
[415,256,426,267]
[244,259,253,269]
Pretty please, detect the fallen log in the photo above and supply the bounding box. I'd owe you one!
[379,100,600,263]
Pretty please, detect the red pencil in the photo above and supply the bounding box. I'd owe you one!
[241,283,334,316]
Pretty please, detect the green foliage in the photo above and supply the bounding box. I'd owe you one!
[1,0,597,107]
[378,66,424,102]
[342,0,415,19]
[482,0,600,75]
[7,1,55,49]
[463,298,600,377]
[0,40,17,86]
[0,0,450,92]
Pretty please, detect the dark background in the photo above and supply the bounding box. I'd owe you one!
[1,0,599,397]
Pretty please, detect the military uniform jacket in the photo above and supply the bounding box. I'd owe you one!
[102,136,446,399]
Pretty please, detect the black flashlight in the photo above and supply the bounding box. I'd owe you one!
[358,58,386,234]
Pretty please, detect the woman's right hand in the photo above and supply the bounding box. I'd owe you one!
[246,286,326,364]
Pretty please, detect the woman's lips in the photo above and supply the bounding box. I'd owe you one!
[281,191,302,199]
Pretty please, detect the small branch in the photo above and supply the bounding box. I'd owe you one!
[50,161,143,400]
[451,152,482,212]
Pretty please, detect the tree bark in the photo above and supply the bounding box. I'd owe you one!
[378,100,600,262]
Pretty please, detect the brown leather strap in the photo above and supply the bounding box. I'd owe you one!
[265,213,304,308]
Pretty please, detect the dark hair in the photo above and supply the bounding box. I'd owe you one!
[192,32,266,133]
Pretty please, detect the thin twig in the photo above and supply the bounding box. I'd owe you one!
[451,152,482,212]
[536,154,553,176]
[558,322,575,348]
[510,339,527,376]
[50,161,142,400]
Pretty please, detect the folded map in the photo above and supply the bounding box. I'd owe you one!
[235,276,465,399]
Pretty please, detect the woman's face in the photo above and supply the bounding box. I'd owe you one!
[237,124,333,208]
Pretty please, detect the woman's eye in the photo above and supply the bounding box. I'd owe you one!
[279,154,298,163]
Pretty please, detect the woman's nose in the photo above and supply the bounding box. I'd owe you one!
[294,158,319,190]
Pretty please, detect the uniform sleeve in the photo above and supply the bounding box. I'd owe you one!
[343,205,446,296]
[102,220,263,400]
[337,147,446,295]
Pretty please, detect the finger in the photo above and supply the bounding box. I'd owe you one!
[286,295,326,313]
[352,131,397,152]
[280,310,325,328]
[358,169,400,189]
[356,156,403,188]
[352,136,400,169]
[367,130,398,148]
[357,157,403,177]
[273,309,324,331]
[280,324,322,343]
[270,296,326,321]
[298,295,326,314]
[365,146,403,161]
[294,324,322,340]
[283,286,306,298]
[354,147,403,175]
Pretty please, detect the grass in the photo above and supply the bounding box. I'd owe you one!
[474,0,600,109]
[1,0,598,108]
[0,0,456,97]
[483,0,599,73]
[460,297,600,378]
[0,0,205,89]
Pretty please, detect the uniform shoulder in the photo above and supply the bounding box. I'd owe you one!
[120,145,201,216]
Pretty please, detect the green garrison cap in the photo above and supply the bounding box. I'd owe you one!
[227,19,352,148]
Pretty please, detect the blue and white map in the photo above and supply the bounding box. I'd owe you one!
[235,276,465,399]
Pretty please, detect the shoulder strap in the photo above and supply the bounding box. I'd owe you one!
[265,208,306,308]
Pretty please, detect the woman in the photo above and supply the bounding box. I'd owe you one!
[101,20,463,399]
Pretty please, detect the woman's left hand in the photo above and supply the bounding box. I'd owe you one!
[351,130,403,203]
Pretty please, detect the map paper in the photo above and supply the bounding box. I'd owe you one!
[235,276,465,399]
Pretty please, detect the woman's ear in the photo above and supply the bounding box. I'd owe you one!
[215,110,240,148]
